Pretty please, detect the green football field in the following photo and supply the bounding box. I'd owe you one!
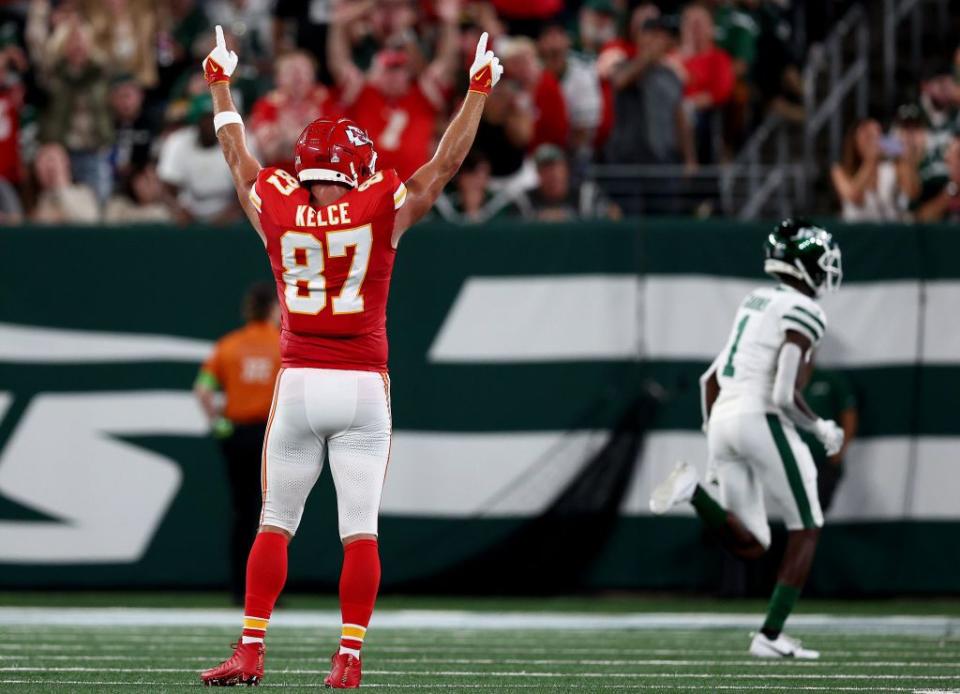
[0,594,958,692]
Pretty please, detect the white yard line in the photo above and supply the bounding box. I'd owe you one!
[1,654,958,669]
[3,626,954,643]
[0,642,956,659]
[0,666,958,681]
[4,629,953,642]
[0,608,956,636]
[0,680,950,691]
[2,636,956,648]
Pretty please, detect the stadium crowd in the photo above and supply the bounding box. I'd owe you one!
[0,0,954,225]
[830,61,960,224]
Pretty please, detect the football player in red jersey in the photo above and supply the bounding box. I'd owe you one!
[197,26,502,689]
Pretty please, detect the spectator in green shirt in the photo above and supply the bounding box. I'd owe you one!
[894,103,959,219]
[711,1,759,150]
[713,0,759,79]
[800,368,858,512]
[36,20,114,204]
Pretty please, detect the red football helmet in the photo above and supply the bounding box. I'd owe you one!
[294,118,378,188]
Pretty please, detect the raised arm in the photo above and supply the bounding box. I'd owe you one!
[203,26,265,242]
[328,0,370,105]
[392,32,503,245]
[422,0,461,87]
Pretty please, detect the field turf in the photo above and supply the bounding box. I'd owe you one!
[0,595,957,692]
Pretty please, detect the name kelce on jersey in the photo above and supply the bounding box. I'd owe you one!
[295,202,352,227]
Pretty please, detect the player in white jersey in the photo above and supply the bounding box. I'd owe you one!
[650,219,844,659]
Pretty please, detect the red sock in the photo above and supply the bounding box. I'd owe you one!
[338,539,381,655]
[241,531,288,643]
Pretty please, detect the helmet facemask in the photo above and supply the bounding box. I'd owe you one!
[817,244,843,296]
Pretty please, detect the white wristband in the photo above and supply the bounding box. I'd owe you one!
[214,111,244,133]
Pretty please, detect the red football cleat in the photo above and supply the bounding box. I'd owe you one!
[200,641,265,687]
[324,652,361,689]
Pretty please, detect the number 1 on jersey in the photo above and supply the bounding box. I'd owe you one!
[722,315,750,377]
[280,225,373,316]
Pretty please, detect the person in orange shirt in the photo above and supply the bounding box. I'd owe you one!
[195,283,281,604]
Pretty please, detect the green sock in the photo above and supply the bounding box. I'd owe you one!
[761,583,801,638]
[690,484,728,531]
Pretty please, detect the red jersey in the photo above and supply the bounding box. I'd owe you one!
[682,47,735,106]
[595,40,634,150]
[490,0,561,18]
[0,89,22,183]
[530,71,569,152]
[250,166,407,372]
[348,83,439,180]
[250,86,343,172]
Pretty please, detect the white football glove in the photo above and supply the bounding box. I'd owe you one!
[814,418,844,457]
[203,25,239,85]
[468,32,503,95]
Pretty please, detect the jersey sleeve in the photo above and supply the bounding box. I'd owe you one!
[355,168,406,219]
[388,169,407,212]
[778,297,827,347]
[249,167,273,217]
[250,166,302,224]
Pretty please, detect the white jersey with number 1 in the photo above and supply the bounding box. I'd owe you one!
[706,283,828,546]
[711,284,827,421]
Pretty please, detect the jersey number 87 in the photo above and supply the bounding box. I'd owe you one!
[280,226,372,315]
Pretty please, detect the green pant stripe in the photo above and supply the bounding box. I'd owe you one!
[765,414,815,529]
[791,305,826,332]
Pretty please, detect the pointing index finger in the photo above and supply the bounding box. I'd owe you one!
[215,25,226,50]
[475,32,488,61]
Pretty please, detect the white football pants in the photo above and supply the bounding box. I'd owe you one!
[259,367,391,539]
[708,410,823,549]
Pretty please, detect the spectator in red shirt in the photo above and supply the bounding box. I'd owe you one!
[680,5,734,108]
[327,0,460,181]
[0,44,26,190]
[249,50,342,172]
[489,0,562,36]
[500,36,569,152]
[490,0,562,21]
[0,46,27,225]
[679,4,734,163]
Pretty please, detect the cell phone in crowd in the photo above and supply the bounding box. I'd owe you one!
[879,135,904,158]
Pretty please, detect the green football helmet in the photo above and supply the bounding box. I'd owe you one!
[763,218,842,297]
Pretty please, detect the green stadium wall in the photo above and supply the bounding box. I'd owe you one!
[0,220,958,594]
